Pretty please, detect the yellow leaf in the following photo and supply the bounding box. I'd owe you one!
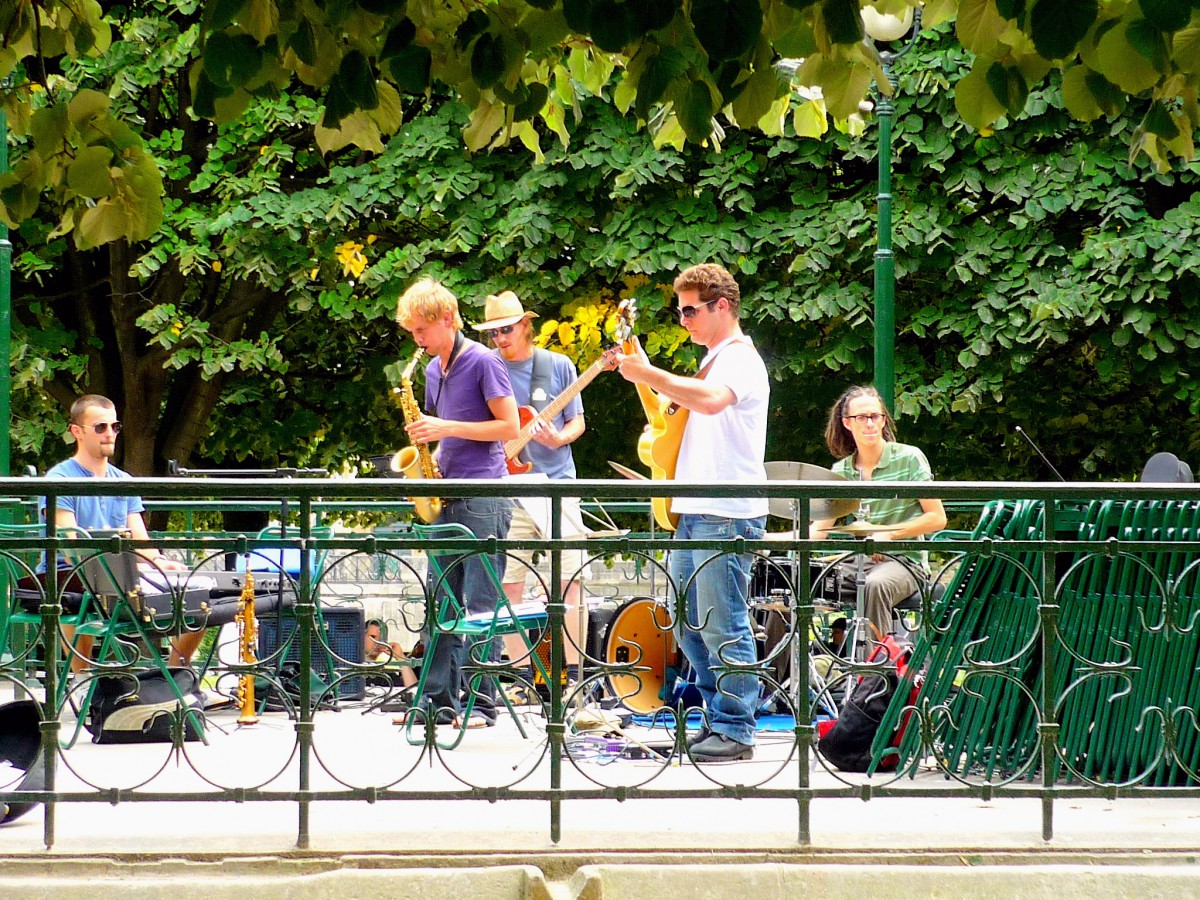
[557,323,575,346]
[212,260,223,272]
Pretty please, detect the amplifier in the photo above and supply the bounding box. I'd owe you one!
[257,606,366,700]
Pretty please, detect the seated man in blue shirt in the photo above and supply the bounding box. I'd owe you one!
[42,394,202,671]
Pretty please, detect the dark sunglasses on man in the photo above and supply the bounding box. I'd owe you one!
[75,421,122,435]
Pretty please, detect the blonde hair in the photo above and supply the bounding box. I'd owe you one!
[395,278,463,330]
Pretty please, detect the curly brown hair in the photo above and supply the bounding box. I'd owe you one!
[673,263,741,318]
[824,385,897,459]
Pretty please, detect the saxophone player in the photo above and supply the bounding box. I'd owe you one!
[395,278,519,729]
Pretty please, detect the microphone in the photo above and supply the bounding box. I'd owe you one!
[1015,426,1066,482]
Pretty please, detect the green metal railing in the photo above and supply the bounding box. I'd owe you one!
[2,476,1200,850]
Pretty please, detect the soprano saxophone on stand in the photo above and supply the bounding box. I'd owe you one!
[235,572,259,725]
[391,348,444,524]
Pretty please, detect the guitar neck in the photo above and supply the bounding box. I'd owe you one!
[507,354,608,457]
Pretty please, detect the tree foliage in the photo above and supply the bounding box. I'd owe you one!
[5,1,1200,248]
[5,10,1200,493]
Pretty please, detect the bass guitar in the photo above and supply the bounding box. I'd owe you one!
[505,300,637,475]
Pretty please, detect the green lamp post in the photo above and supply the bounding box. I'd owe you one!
[0,82,10,477]
[864,5,923,413]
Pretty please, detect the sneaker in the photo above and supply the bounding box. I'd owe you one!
[689,733,754,762]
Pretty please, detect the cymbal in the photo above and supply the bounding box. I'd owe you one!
[829,520,905,536]
[608,460,648,481]
[763,461,860,521]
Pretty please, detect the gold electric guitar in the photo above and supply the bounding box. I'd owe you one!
[620,302,690,533]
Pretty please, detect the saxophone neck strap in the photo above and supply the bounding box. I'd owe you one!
[431,331,466,415]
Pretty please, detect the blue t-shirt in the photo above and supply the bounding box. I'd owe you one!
[41,457,146,530]
[423,336,513,479]
[500,349,582,480]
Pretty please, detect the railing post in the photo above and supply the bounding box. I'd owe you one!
[1039,499,1059,841]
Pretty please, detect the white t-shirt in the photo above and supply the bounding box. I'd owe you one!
[672,335,769,519]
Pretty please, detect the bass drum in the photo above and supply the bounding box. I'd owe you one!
[603,597,678,714]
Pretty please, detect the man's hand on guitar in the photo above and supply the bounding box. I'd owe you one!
[528,418,567,449]
[615,344,653,385]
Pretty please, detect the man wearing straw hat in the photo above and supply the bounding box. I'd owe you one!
[476,291,591,688]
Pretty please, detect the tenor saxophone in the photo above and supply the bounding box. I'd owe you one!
[391,348,444,523]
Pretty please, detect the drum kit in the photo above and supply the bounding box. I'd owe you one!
[596,460,899,713]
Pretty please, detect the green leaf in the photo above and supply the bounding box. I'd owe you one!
[339,49,378,110]
[208,0,245,30]
[1061,65,1102,120]
[692,0,763,61]
[1141,0,1192,34]
[1126,18,1167,69]
[471,32,508,90]
[955,59,1007,131]
[76,200,129,251]
[636,0,680,32]
[381,19,415,61]
[1143,101,1180,140]
[590,0,636,52]
[635,46,687,119]
[288,19,317,66]
[67,145,115,198]
[456,10,490,49]
[821,0,863,46]
[956,0,1010,57]
[386,45,431,93]
[321,75,357,128]
[67,89,111,127]
[1028,0,1098,60]
[731,63,783,125]
[1096,23,1161,93]
[513,82,549,121]
[677,79,716,142]
[995,0,1025,19]
[29,104,68,156]
[562,0,592,31]
[204,32,263,89]
[985,61,1028,117]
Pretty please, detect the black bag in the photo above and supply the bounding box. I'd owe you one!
[818,672,898,772]
[85,668,205,744]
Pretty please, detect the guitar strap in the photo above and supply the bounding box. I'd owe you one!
[529,348,553,413]
[669,335,749,414]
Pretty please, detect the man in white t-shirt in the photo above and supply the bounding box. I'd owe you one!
[616,263,769,762]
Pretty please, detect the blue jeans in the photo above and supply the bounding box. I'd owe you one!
[670,513,766,746]
[419,497,513,721]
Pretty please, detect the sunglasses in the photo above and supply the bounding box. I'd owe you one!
[75,421,122,435]
[487,324,517,339]
[677,297,721,320]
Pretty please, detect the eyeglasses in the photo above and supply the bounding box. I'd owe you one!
[486,324,517,339]
[75,421,122,435]
[844,413,885,425]
[677,297,721,321]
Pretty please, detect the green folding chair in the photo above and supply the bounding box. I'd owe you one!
[404,522,550,750]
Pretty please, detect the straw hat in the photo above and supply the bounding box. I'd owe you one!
[474,291,538,331]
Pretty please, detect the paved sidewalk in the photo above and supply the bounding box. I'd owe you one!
[4,700,1200,897]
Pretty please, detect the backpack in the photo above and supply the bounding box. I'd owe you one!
[85,667,205,744]
[818,635,912,773]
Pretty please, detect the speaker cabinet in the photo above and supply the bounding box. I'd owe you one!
[257,606,366,700]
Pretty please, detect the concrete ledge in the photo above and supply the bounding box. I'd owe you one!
[4,853,1200,899]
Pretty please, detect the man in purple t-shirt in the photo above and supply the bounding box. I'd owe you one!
[395,278,519,729]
